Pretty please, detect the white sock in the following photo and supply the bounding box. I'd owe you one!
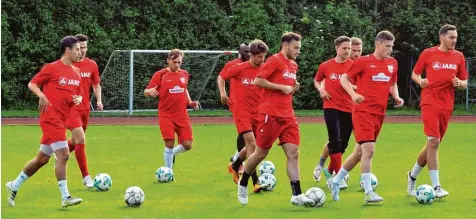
[332,168,349,184]
[429,170,440,188]
[172,144,187,154]
[410,162,424,179]
[362,173,373,194]
[58,180,70,200]
[11,171,29,191]
[232,151,240,162]
[164,148,174,169]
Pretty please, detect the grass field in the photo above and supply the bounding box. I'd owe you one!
[2,123,476,219]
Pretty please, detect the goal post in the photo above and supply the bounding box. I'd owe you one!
[95,50,238,115]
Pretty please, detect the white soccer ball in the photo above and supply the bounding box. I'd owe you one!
[156,166,174,183]
[258,173,277,191]
[124,186,145,207]
[305,187,326,207]
[415,184,436,204]
[258,161,276,174]
[359,173,378,191]
[93,173,112,191]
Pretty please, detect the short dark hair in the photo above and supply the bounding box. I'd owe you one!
[439,24,457,36]
[60,36,79,55]
[281,32,301,43]
[350,37,363,46]
[74,34,89,42]
[334,36,351,46]
[375,31,395,42]
[168,49,184,60]
[249,39,268,55]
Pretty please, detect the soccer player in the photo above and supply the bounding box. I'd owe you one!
[236,32,315,206]
[312,36,355,190]
[350,37,363,61]
[5,36,84,208]
[64,34,103,189]
[313,37,363,184]
[328,31,404,204]
[406,24,468,198]
[219,44,251,164]
[144,49,199,174]
[218,39,268,193]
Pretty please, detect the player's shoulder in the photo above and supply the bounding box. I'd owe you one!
[226,58,242,67]
[178,69,189,76]
[154,68,168,77]
[84,57,98,66]
[450,49,465,58]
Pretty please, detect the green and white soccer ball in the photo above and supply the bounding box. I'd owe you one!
[124,186,145,207]
[305,187,326,207]
[156,166,174,183]
[415,184,436,204]
[258,160,276,174]
[93,173,112,191]
[258,173,277,191]
[359,173,378,191]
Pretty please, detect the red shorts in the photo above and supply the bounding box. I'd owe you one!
[67,109,90,132]
[421,105,452,140]
[256,114,300,150]
[234,113,259,135]
[158,116,193,143]
[40,108,68,145]
[352,111,384,143]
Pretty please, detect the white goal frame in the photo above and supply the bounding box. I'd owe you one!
[99,49,238,115]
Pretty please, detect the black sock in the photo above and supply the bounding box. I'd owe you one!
[251,170,259,185]
[408,172,416,181]
[236,134,245,151]
[290,180,302,196]
[232,157,243,172]
[240,171,251,187]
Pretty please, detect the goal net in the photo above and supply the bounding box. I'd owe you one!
[94,50,238,114]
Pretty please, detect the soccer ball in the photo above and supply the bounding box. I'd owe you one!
[305,187,326,207]
[124,186,145,207]
[359,173,378,191]
[156,166,174,183]
[258,161,276,174]
[258,173,277,191]
[93,173,112,191]
[415,184,435,204]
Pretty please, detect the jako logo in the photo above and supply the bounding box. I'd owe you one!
[283,70,297,80]
[372,73,391,82]
[80,72,91,77]
[432,62,457,70]
[329,73,341,81]
[169,86,185,93]
[59,77,67,86]
[241,78,254,86]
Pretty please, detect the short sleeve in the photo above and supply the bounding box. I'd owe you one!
[146,71,163,89]
[314,64,326,82]
[30,64,52,86]
[91,62,101,85]
[257,56,277,79]
[413,50,429,75]
[346,59,364,79]
[457,54,469,80]
[220,63,242,80]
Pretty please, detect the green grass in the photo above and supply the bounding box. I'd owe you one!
[2,124,476,219]
[2,104,476,118]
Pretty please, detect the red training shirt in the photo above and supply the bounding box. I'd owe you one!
[73,57,100,111]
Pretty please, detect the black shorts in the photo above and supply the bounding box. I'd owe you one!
[323,108,353,154]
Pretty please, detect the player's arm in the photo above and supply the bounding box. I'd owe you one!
[186,89,199,110]
[92,84,103,110]
[29,65,53,113]
[411,72,429,88]
[453,77,468,89]
[217,75,229,105]
[254,77,294,95]
[453,55,469,89]
[340,74,364,104]
[412,50,429,88]
[314,79,330,100]
[389,83,404,107]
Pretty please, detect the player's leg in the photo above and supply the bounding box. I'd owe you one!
[238,145,269,204]
[337,110,353,189]
[233,131,265,192]
[322,109,342,180]
[5,146,51,207]
[70,126,93,188]
[279,118,315,207]
[313,142,329,181]
[231,134,245,162]
[52,141,82,207]
[229,131,251,184]
[159,117,176,169]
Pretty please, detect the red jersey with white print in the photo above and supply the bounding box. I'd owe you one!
[146,68,190,118]
[315,58,354,112]
[220,61,263,118]
[257,52,298,117]
[413,46,468,110]
[73,57,100,111]
[347,54,398,115]
[30,60,83,115]
[220,58,245,108]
